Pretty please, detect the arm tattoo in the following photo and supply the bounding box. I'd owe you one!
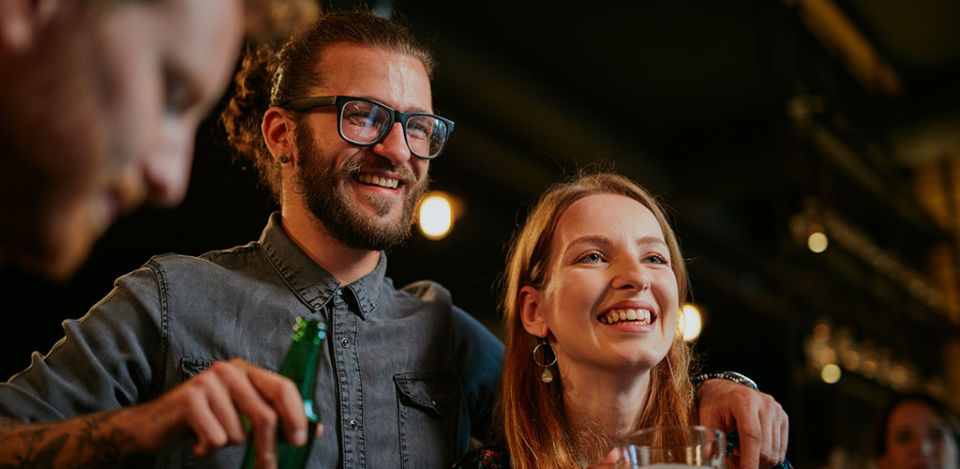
[0,411,137,468]
[0,417,16,431]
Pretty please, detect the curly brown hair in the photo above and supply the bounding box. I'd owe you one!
[220,10,435,203]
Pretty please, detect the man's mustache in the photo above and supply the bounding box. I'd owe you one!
[341,154,418,186]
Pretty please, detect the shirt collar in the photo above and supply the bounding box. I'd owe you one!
[259,212,386,319]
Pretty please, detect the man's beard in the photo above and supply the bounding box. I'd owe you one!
[293,126,429,251]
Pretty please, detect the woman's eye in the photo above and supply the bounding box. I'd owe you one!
[895,429,914,444]
[577,252,603,264]
[645,254,669,265]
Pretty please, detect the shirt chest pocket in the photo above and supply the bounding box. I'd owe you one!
[394,372,462,468]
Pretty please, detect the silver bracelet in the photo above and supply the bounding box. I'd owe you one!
[692,371,759,391]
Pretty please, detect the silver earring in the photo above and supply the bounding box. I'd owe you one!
[533,339,558,383]
[278,154,289,164]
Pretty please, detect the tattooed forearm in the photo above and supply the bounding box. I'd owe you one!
[74,411,136,468]
[0,418,16,432]
[0,423,70,469]
[0,411,138,468]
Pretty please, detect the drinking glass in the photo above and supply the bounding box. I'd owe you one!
[613,425,726,468]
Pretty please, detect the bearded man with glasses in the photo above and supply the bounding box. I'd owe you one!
[0,10,789,469]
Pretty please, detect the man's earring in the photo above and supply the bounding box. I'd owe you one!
[278,154,289,164]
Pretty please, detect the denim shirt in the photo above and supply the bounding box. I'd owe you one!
[0,213,504,468]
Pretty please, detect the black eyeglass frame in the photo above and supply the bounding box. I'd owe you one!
[280,95,455,159]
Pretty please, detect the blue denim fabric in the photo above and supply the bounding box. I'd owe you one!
[0,213,504,468]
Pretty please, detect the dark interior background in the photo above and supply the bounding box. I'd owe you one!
[3,1,959,466]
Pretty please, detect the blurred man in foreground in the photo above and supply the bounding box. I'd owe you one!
[0,0,315,278]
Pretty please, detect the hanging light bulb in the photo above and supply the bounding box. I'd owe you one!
[821,363,842,384]
[418,192,455,240]
[808,231,829,253]
[680,303,703,342]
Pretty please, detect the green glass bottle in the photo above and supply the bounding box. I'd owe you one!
[241,317,327,469]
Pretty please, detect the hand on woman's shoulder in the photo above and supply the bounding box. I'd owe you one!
[450,445,510,469]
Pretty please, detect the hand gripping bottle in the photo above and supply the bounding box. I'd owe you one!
[241,317,327,468]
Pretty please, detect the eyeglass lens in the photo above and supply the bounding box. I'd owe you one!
[340,100,449,158]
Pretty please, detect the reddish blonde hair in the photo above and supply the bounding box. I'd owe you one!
[499,172,696,468]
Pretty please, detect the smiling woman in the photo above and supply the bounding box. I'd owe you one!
[453,172,696,469]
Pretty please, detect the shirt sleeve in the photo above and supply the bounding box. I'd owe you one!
[450,306,504,444]
[0,266,165,422]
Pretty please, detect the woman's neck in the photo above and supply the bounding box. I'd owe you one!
[561,365,652,463]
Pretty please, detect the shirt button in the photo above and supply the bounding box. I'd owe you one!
[336,288,344,297]
[349,419,358,429]
[340,337,350,348]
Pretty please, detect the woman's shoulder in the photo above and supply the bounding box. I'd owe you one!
[450,445,510,469]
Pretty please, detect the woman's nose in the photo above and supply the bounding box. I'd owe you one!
[611,258,652,291]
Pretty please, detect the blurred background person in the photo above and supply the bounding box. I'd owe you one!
[873,393,959,469]
[0,0,317,278]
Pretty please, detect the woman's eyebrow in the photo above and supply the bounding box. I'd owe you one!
[636,236,668,248]
[565,235,611,250]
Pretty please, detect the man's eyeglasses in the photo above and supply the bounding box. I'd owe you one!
[281,96,455,159]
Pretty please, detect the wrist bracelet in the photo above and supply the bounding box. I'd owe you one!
[692,371,759,391]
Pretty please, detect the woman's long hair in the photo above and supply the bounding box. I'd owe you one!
[499,172,696,469]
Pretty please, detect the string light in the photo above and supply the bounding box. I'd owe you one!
[821,363,842,384]
[680,303,703,342]
[418,192,454,240]
[808,231,829,253]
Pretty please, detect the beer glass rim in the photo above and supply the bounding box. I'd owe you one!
[621,425,724,441]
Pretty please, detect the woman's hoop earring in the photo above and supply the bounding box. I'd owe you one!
[278,154,289,164]
[533,339,558,383]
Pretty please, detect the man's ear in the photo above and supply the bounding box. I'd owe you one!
[262,107,297,164]
[0,0,38,52]
[519,286,548,338]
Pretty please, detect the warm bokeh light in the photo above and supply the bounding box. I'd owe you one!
[889,364,909,387]
[680,303,703,342]
[418,193,454,240]
[808,231,829,253]
[841,349,860,370]
[812,321,831,341]
[821,363,842,384]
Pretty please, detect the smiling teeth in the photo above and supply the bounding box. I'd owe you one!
[357,174,399,189]
[599,309,652,325]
